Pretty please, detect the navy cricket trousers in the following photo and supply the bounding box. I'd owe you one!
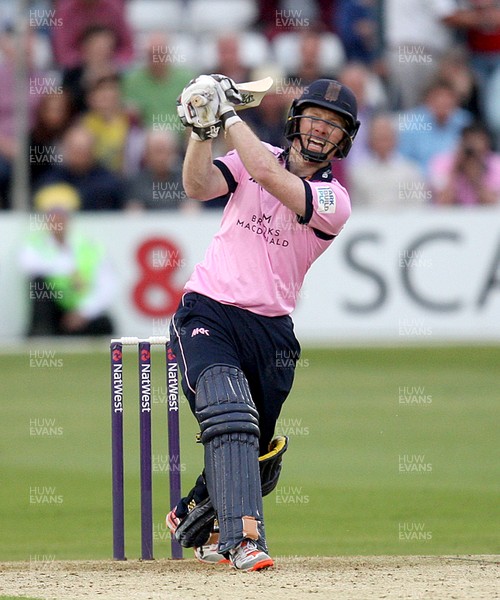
[169,292,301,453]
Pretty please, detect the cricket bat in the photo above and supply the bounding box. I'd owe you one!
[191,77,274,111]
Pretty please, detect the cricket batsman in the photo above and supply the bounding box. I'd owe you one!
[166,74,360,571]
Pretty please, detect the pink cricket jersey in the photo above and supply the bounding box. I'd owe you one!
[184,143,351,316]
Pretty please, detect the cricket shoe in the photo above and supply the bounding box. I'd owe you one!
[229,539,274,572]
[166,509,229,565]
[194,532,230,565]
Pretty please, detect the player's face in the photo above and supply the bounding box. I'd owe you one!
[298,106,347,156]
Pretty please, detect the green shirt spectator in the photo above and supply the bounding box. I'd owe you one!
[122,33,195,135]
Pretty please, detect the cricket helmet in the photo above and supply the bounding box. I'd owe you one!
[284,79,360,161]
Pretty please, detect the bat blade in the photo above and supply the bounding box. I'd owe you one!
[234,77,274,111]
[189,77,274,112]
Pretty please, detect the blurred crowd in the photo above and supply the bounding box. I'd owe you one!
[1,0,500,212]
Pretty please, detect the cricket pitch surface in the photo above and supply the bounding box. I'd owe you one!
[0,555,498,599]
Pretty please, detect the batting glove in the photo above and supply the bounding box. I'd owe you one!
[177,75,222,141]
[210,74,243,131]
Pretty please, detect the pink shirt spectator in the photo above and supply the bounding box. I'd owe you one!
[185,143,351,316]
[430,152,500,205]
[52,0,134,68]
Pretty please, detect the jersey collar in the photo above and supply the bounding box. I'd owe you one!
[281,148,333,182]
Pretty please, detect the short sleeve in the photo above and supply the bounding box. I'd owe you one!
[213,149,245,194]
[302,180,352,236]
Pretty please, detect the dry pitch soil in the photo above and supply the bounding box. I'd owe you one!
[0,556,498,600]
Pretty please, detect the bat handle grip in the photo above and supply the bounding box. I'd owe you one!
[226,88,242,105]
[191,94,208,108]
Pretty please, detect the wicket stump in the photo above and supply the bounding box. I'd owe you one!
[110,336,183,560]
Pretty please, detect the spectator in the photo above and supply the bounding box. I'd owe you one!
[429,123,500,205]
[435,49,482,120]
[122,32,195,131]
[125,129,186,211]
[80,72,143,174]
[398,80,473,176]
[19,183,115,336]
[62,25,119,114]
[348,114,427,208]
[335,0,378,65]
[211,34,252,84]
[444,0,500,136]
[256,0,334,38]
[37,124,125,210]
[338,61,387,165]
[383,0,457,109]
[286,30,336,88]
[245,93,289,149]
[29,91,75,188]
[52,0,134,69]
[0,28,46,208]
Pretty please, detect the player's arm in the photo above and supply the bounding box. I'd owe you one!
[225,121,307,217]
[208,76,306,216]
[178,76,229,201]
[179,74,304,209]
[182,138,228,201]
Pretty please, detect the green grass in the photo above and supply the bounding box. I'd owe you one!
[0,345,498,561]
